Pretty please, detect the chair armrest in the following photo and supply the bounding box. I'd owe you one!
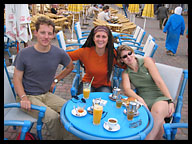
[120,39,140,46]
[163,123,188,140]
[4,120,32,140]
[134,50,145,56]
[82,34,89,37]
[66,43,82,48]
[82,30,91,34]
[119,36,136,41]
[119,33,134,37]
[4,103,46,132]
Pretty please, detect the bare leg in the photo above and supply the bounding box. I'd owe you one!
[145,101,169,140]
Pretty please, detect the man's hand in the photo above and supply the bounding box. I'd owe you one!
[20,96,31,110]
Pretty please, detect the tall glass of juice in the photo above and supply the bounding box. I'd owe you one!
[83,82,90,99]
[93,104,103,125]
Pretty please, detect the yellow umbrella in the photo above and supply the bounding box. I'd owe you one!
[142,4,154,30]
[128,4,139,23]
[128,4,139,14]
[68,4,83,42]
[115,4,123,8]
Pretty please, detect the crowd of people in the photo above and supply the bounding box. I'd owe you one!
[10,4,187,140]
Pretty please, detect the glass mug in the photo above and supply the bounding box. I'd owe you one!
[116,95,122,108]
[93,104,103,125]
[127,101,137,121]
[83,82,90,99]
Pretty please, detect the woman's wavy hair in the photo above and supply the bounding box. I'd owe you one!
[116,45,134,66]
[82,25,116,82]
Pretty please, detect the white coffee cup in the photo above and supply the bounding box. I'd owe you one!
[108,118,118,129]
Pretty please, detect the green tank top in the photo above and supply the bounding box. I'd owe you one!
[124,58,169,109]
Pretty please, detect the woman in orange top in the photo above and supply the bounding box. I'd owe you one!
[68,26,123,94]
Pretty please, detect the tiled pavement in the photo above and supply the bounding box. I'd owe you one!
[4,4,188,140]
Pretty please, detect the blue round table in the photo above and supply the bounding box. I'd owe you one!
[60,92,153,140]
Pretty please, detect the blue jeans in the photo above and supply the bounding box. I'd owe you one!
[77,81,112,95]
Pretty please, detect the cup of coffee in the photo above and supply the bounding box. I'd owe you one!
[108,118,118,128]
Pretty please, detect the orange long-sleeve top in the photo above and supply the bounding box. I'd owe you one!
[67,46,122,88]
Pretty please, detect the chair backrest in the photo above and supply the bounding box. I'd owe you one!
[74,21,82,40]
[143,40,158,57]
[135,28,145,44]
[56,31,66,50]
[142,34,154,52]
[4,67,16,116]
[155,63,183,100]
[133,26,141,39]
[74,22,87,45]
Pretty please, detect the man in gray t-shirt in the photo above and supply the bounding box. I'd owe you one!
[13,16,74,139]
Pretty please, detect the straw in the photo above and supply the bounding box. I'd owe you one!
[89,76,94,88]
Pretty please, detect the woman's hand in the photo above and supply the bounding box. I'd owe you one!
[168,103,175,117]
[20,96,31,110]
[137,97,149,110]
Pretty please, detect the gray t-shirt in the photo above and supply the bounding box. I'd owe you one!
[14,45,71,95]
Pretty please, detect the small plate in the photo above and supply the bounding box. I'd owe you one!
[123,109,139,117]
[71,108,87,117]
[87,106,93,114]
[103,122,120,132]
[108,94,117,101]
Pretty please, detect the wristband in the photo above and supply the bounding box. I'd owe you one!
[21,95,26,99]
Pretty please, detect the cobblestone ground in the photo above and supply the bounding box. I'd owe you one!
[4,4,188,140]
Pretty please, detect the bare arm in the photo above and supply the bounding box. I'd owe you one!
[144,57,172,100]
[13,67,31,110]
[49,59,74,92]
[144,57,174,116]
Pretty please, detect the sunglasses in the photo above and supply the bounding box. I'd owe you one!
[121,51,133,59]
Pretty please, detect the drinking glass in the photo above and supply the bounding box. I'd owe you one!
[83,82,90,99]
[93,104,103,125]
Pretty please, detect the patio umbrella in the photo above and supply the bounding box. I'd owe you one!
[142,4,154,30]
[128,4,139,23]
[5,4,32,53]
[67,4,83,43]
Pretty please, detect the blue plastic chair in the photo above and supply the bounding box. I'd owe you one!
[56,30,82,73]
[4,60,46,140]
[163,123,188,140]
[74,21,90,45]
[118,27,146,48]
[4,120,32,140]
[155,63,188,140]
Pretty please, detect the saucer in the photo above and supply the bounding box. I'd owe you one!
[108,94,117,101]
[123,109,139,117]
[103,122,120,132]
[71,108,87,117]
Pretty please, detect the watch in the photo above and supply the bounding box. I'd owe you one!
[54,78,59,84]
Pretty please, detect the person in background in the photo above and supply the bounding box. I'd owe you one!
[50,4,61,15]
[163,6,185,56]
[13,16,74,139]
[88,4,99,18]
[67,25,125,95]
[97,6,111,22]
[156,4,168,30]
[116,45,174,140]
